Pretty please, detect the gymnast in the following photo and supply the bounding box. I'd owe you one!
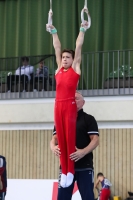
[46,2,91,188]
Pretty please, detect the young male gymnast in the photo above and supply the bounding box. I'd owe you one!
[46,16,90,188]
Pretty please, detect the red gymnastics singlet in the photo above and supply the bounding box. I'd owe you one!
[55,67,80,179]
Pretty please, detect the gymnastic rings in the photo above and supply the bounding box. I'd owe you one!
[47,9,53,26]
[48,0,52,25]
[81,0,91,29]
[46,0,53,32]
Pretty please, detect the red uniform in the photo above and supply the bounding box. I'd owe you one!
[55,67,80,175]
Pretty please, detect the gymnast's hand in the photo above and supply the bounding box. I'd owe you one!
[81,20,89,30]
[70,147,86,162]
[52,145,61,157]
[46,24,56,31]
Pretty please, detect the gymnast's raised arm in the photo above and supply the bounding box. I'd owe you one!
[72,21,89,75]
[46,24,62,71]
[52,33,61,70]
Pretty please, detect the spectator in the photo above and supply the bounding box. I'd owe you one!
[95,172,112,200]
[7,56,34,92]
[0,156,7,200]
[33,60,48,91]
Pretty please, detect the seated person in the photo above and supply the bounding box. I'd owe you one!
[33,60,48,91]
[94,172,112,200]
[7,56,34,92]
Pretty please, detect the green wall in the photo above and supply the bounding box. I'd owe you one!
[0,0,133,57]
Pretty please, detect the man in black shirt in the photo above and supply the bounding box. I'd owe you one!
[50,92,99,200]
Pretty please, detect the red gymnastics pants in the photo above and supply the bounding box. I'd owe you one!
[54,98,77,175]
[100,189,110,200]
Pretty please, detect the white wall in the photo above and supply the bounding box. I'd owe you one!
[0,96,133,129]
[6,179,81,200]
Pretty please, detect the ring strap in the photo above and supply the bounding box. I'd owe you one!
[81,0,91,29]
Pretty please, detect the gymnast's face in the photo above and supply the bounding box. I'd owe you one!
[62,52,74,69]
[75,92,85,111]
